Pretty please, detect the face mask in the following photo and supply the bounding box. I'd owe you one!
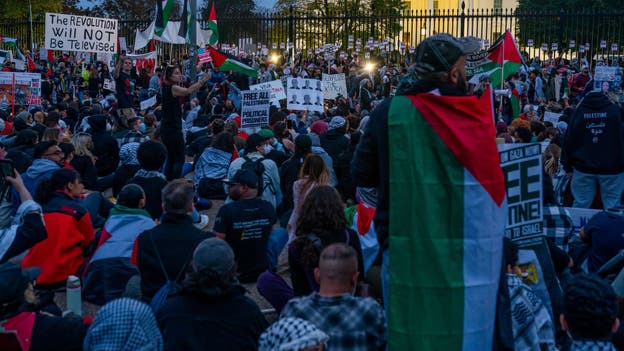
[264,144,273,154]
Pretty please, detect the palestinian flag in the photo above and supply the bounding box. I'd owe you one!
[155,0,175,37]
[178,0,192,43]
[468,30,524,87]
[208,46,258,77]
[388,88,506,350]
[510,87,520,119]
[205,1,219,46]
[0,37,25,61]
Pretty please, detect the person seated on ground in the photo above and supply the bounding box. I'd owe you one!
[320,116,354,202]
[288,185,364,296]
[22,169,93,289]
[7,129,38,173]
[561,273,620,350]
[504,238,556,350]
[112,140,142,197]
[259,317,329,351]
[83,184,156,305]
[579,208,624,273]
[131,179,214,303]
[89,114,119,178]
[279,135,312,221]
[70,132,100,191]
[114,117,148,147]
[194,132,234,200]
[281,243,387,351]
[227,133,281,209]
[157,238,268,351]
[129,140,168,220]
[20,141,63,197]
[0,262,89,351]
[83,298,163,351]
[0,171,46,263]
[259,128,288,168]
[214,169,287,283]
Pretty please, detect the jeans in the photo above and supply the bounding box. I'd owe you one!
[182,162,194,177]
[381,248,389,318]
[571,169,624,209]
[267,227,288,273]
[160,129,185,181]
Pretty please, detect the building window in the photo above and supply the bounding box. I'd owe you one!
[493,0,502,12]
[433,0,439,10]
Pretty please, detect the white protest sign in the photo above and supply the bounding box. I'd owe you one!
[249,80,286,107]
[286,77,324,113]
[241,90,271,129]
[45,13,118,54]
[593,66,623,93]
[499,143,543,246]
[543,111,562,124]
[119,37,127,52]
[565,207,601,237]
[322,73,348,100]
[140,95,157,111]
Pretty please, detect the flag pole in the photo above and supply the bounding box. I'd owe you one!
[28,0,34,52]
[189,0,198,98]
[498,31,505,121]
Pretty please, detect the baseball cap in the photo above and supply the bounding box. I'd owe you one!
[414,33,481,73]
[192,238,236,276]
[0,262,40,306]
[258,128,275,140]
[223,169,259,189]
[328,116,346,130]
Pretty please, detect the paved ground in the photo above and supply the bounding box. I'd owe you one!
[55,198,286,323]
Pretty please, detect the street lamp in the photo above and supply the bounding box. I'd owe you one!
[420,25,426,36]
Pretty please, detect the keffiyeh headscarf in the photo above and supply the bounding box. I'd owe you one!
[258,317,328,351]
[83,298,163,351]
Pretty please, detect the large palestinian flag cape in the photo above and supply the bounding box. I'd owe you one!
[388,88,506,350]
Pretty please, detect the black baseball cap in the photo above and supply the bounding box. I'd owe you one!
[414,33,481,73]
[223,169,259,188]
[0,262,40,306]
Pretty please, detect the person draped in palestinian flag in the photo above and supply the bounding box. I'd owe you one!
[351,33,507,350]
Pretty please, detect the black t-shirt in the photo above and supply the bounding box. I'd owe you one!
[214,198,276,283]
[31,313,88,351]
[115,71,135,109]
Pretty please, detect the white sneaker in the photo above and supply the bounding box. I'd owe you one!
[193,214,210,230]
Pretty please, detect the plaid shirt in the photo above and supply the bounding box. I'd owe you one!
[117,130,149,147]
[543,205,574,252]
[281,293,387,351]
[570,340,617,351]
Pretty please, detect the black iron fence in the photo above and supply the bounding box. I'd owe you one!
[1,7,624,66]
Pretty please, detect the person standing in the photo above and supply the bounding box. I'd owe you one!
[114,56,137,129]
[160,66,210,180]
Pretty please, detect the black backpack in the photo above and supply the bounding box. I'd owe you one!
[241,155,266,196]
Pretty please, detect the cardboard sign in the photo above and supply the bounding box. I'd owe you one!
[241,90,270,129]
[0,72,42,108]
[499,143,543,246]
[249,80,286,107]
[565,207,601,236]
[543,111,562,124]
[140,95,157,111]
[593,66,623,93]
[322,73,348,99]
[286,77,324,113]
[45,13,118,54]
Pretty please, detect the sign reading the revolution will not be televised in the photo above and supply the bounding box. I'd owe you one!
[499,143,543,246]
[45,13,118,54]
[240,90,271,129]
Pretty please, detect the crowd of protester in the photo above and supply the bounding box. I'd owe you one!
[0,36,622,351]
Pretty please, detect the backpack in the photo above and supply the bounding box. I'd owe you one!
[241,155,267,197]
[149,234,193,313]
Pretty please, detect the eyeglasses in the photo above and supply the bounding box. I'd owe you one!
[44,150,64,157]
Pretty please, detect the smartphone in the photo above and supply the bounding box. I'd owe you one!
[0,159,14,177]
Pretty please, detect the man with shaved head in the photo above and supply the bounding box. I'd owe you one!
[280,243,387,351]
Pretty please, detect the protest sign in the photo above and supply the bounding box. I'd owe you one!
[249,80,286,106]
[543,111,562,124]
[127,51,157,74]
[322,73,348,100]
[286,77,324,113]
[0,72,42,110]
[499,143,543,246]
[566,207,601,236]
[45,13,118,54]
[140,95,157,111]
[593,66,623,93]
[240,90,270,129]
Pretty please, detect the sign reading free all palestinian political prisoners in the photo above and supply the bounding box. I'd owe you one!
[322,74,348,100]
[241,90,271,129]
[249,80,286,107]
[286,77,324,113]
[45,13,118,54]
[499,143,543,247]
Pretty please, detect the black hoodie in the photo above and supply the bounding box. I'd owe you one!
[89,114,119,177]
[561,92,624,175]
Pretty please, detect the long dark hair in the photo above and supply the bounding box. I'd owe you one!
[293,185,346,267]
[211,132,234,153]
[161,65,180,87]
[34,168,80,204]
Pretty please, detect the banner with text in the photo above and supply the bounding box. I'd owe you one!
[322,73,348,100]
[499,143,543,246]
[592,66,623,93]
[0,72,42,109]
[241,90,271,129]
[250,80,286,107]
[45,13,118,54]
[286,77,324,113]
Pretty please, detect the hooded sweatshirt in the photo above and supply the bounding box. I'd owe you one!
[561,92,624,174]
